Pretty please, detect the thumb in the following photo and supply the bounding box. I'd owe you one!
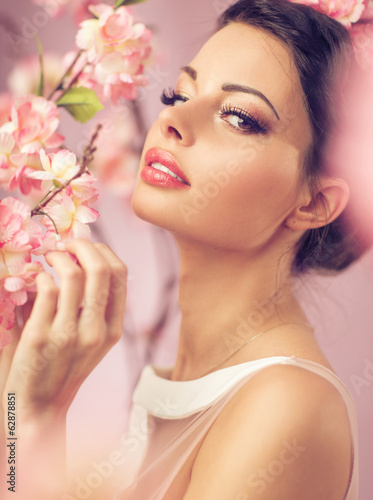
[0,300,31,394]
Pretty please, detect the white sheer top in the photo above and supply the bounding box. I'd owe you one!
[116,355,359,499]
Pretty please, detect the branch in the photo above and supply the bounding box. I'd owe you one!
[31,124,102,217]
[47,50,84,101]
[56,63,93,103]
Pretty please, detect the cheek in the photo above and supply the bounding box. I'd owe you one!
[187,140,304,243]
[131,119,306,250]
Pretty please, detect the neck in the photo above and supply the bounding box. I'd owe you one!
[172,236,306,380]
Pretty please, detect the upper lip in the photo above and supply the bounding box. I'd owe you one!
[144,148,191,185]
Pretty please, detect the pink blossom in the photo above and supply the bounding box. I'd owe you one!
[7,53,65,98]
[76,4,136,61]
[326,64,373,248]
[0,197,42,279]
[0,204,23,252]
[0,132,19,188]
[0,132,42,194]
[7,163,43,195]
[40,190,99,241]
[0,95,64,155]
[69,171,99,203]
[91,51,149,103]
[0,95,64,193]
[3,261,43,306]
[363,0,373,17]
[27,149,80,184]
[75,4,152,103]
[293,0,366,26]
[101,71,147,103]
[27,150,99,203]
[35,233,66,253]
[0,197,43,313]
[319,0,365,26]
[350,22,373,69]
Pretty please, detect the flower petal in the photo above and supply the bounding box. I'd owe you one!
[4,276,25,292]
[9,289,28,306]
[75,204,99,224]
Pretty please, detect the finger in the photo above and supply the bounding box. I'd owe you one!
[64,239,111,340]
[93,243,127,340]
[0,310,23,396]
[45,251,84,321]
[0,297,37,394]
[21,292,37,326]
[27,272,58,327]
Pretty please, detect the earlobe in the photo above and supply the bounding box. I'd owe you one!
[284,177,350,231]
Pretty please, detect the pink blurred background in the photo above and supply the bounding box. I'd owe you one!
[0,0,372,497]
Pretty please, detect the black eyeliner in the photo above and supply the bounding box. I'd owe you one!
[220,104,268,135]
[161,88,188,106]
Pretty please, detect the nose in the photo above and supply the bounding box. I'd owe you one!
[158,103,195,146]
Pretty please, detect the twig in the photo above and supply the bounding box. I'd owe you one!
[55,63,91,102]
[31,124,102,217]
[47,50,84,101]
[33,210,59,234]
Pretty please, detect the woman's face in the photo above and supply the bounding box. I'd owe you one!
[132,22,313,252]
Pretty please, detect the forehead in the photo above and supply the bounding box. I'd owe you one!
[188,22,305,119]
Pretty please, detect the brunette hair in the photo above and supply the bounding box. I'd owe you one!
[218,0,365,274]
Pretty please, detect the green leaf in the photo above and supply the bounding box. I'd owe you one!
[35,36,44,97]
[114,0,148,8]
[56,87,104,123]
[52,179,63,188]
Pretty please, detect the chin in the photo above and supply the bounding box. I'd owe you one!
[131,187,157,225]
[131,179,178,232]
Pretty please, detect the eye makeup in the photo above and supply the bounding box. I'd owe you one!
[160,88,269,135]
[219,103,268,135]
[161,88,189,106]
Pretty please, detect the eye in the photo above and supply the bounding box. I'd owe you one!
[219,104,268,135]
[161,88,189,107]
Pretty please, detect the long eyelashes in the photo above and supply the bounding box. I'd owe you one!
[160,88,269,135]
[219,104,268,135]
[160,88,188,106]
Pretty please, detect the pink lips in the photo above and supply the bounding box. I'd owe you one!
[141,148,191,189]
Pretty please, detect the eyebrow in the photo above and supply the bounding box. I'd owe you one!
[222,84,280,120]
[180,65,280,120]
[181,65,197,80]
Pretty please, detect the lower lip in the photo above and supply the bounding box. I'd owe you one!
[141,165,190,189]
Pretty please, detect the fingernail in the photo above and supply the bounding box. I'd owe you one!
[57,240,66,251]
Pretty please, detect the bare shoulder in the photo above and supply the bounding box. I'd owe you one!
[183,364,352,500]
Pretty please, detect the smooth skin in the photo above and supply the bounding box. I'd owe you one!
[132,22,352,499]
[0,240,127,499]
[132,22,350,381]
[0,21,352,500]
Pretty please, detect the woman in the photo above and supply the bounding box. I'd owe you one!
[0,0,364,499]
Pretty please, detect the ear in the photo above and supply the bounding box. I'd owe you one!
[284,177,350,231]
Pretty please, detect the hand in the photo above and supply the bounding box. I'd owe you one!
[3,239,127,423]
[0,239,127,499]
